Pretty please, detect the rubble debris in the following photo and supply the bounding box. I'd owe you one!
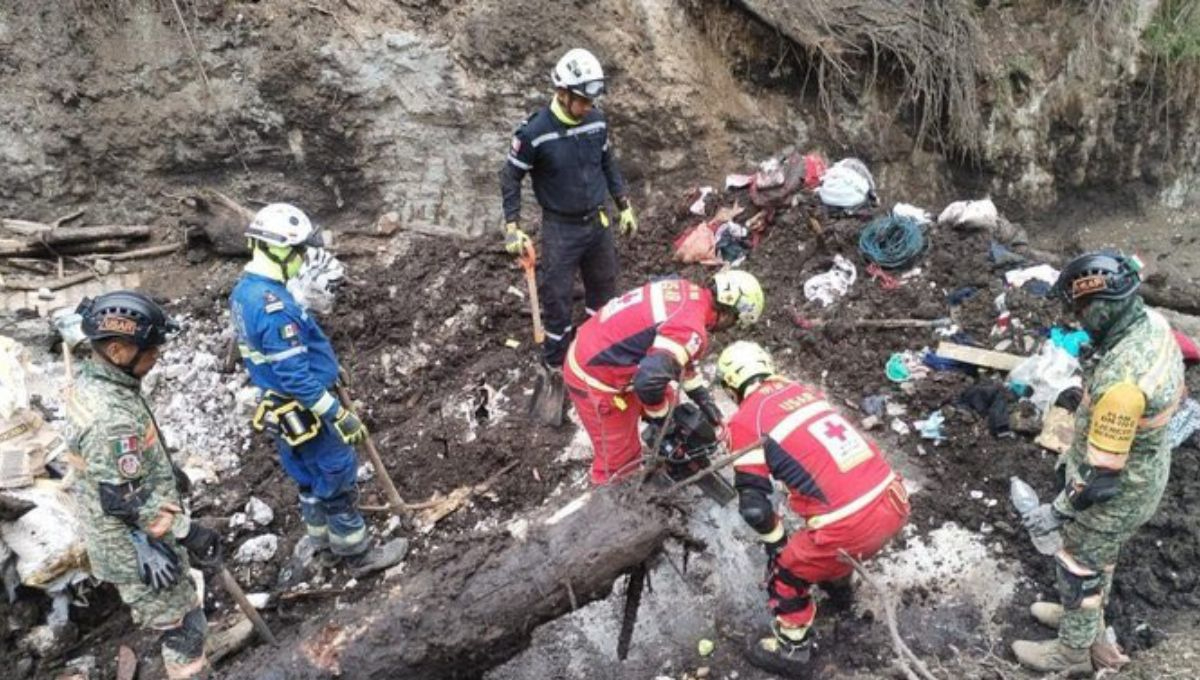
[0,480,88,588]
[1034,405,1075,453]
[245,497,275,527]
[234,534,279,564]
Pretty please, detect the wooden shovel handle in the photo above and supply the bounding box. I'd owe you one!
[519,243,545,345]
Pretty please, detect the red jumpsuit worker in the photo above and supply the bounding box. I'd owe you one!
[717,340,910,677]
[565,271,764,484]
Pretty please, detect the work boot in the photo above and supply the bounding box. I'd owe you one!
[1091,639,1130,671]
[744,625,813,678]
[1030,601,1063,629]
[821,575,855,613]
[1011,639,1092,675]
[341,537,409,578]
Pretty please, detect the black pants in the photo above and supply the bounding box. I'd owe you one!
[538,214,618,366]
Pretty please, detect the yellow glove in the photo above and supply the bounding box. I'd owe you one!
[618,206,637,236]
[504,222,531,256]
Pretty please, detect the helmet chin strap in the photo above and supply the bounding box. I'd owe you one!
[254,242,303,281]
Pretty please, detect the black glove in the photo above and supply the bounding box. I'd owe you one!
[641,416,667,449]
[181,523,223,567]
[688,387,723,427]
[130,530,180,591]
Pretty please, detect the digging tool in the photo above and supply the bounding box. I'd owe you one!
[652,438,764,500]
[335,382,409,518]
[794,315,952,330]
[616,561,647,661]
[217,565,278,646]
[519,243,565,427]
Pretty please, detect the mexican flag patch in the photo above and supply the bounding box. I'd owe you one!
[111,435,140,457]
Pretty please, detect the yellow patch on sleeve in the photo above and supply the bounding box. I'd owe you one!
[1087,381,1145,456]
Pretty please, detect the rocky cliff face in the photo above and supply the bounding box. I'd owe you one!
[0,0,1194,236]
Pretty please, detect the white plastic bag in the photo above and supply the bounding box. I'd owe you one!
[803,255,857,307]
[1008,343,1081,413]
[818,159,875,209]
[938,199,999,231]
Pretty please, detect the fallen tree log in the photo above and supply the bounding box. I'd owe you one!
[0,237,145,258]
[223,488,671,679]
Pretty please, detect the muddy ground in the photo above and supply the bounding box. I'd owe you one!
[1,1,1199,677]
[7,176,1199,680]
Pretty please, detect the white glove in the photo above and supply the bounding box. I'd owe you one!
[287,248,345,314]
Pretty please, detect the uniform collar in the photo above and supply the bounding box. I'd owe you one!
[81,357,142,390]
[550,97,581,127]
[743,375,785,399]
[244,250,287,282]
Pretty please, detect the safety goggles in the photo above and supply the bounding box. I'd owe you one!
[571,79,606,100]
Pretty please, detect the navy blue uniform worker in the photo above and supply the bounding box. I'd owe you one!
[499,47,637,368]
[230,203,391,570]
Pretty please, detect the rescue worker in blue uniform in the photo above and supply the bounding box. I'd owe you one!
[499,47,637,369]
[230,203,392,573]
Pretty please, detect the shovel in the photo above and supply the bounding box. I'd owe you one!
[519,243,565,427]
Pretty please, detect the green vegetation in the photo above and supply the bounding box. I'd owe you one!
[1145,0,1200,63]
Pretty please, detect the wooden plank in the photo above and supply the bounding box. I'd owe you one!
[934,341,1025,371]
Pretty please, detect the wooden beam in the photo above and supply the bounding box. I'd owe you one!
[935,341,1025,371]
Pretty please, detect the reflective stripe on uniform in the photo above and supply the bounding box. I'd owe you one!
[805,472,897,530]
[311,391,337,417]
[768,401,834,442]
[759,522,785,543]
[531,121,607,149]
[649,282,668,322]
[566,344,622,394]
[681,373,706,392]
[238,343,308,364]
[652,336,690,365]
[735,446,766,466]
[507,155,532,170]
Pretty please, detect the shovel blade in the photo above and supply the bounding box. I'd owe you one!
[529,363,566,427]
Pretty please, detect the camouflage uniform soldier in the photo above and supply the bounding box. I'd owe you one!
[66,291,223,679]
[1014,253,1185,673]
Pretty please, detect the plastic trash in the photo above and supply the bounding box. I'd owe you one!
[914,411,946,442]
[938,198,998,231]
[818,158,875,209]
[1049,327,1090,357]
[885,354,911,382]
[1167,398,1200,450]
[1008,342,1082,413]
[1004,264,1060,290]
[689,186,714,215]
[892,203,932,225]
[1010,476,1062,555]
[803,255,856,307]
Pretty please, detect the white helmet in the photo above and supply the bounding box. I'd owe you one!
[246,203,323,248]
[552,48,606,99]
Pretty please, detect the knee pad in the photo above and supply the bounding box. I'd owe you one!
[160,607,207,662]
[1055,556,1104,610]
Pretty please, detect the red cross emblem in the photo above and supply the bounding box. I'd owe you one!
[823,421,848,441]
